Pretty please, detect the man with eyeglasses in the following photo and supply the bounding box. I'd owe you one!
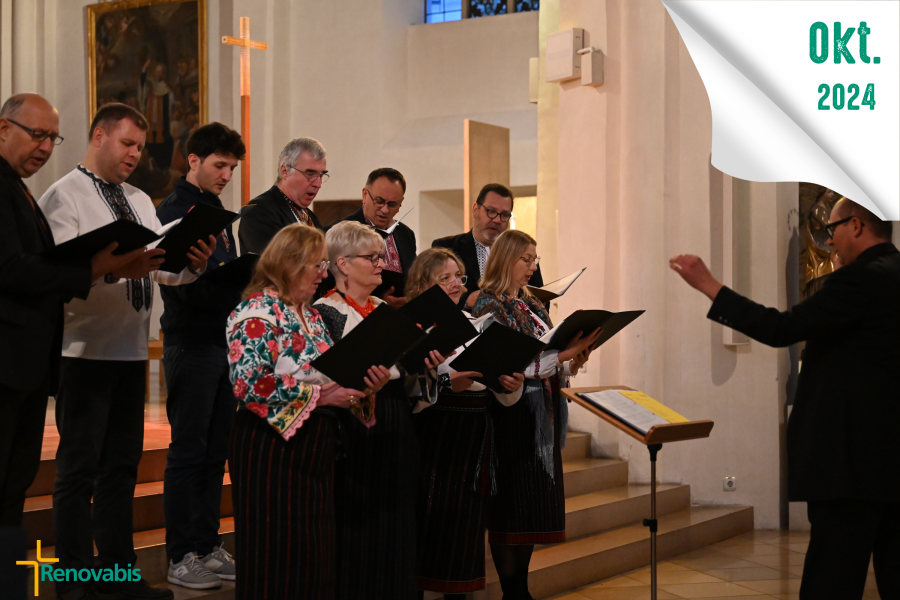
[155,123,246,590]
[238,137,327,254]
[432,183,543,309]
[328,167,416,309]
[670,197,900,597]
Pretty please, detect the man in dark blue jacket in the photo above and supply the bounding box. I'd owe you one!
[156,123,246,590]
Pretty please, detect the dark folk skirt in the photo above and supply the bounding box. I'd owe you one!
[488,380,566,544]
[230,408,338,600]
[414,391,493,593]
[335,392,419,600]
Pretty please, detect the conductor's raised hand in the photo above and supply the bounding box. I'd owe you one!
[363,365,392,394]
[668,254,723,300]
[450,370,482,393]
[187,235,217,273]
[90,243,149,281]
[318,382,367,408]
[111,247,166,280]
[558,327,602,363]
[498,372,525,393]
[423,349,447,371]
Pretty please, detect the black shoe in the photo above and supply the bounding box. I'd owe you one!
[95,579,174,600]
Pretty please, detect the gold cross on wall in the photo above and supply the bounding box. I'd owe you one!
[222,17,267,205]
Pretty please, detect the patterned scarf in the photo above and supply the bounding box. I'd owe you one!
[472,288,566,480]
[78,165,152,312]
[279,189,314,227]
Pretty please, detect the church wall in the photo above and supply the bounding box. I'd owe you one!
[554,0,794,529]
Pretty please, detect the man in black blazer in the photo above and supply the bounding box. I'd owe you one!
[432,183,543,309]
[0,94,136,528]
[327,167,416,308]
[671,198,900,598]
[238,137,325,254]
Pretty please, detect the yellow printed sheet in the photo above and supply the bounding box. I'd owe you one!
[619,391,689,424]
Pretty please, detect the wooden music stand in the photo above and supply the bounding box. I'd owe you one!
[561,386,714,600]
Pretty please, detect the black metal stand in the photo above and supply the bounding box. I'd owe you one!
[642,443,663,600]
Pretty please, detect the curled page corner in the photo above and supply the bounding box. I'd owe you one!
[662,1,899,220]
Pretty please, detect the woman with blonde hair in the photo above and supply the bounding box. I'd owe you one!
[472,230,600,600]
[226,224,389,599]
[407,247,524,599]
[315,221,442,600]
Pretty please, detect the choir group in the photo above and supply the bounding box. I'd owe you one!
[0,94,600,600]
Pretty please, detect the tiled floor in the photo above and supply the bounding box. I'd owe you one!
[549,530,882,600]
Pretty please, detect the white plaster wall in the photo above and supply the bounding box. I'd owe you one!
[554,0,795,529]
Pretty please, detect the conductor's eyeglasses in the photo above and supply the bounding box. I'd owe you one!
[6,119,64,146]
[438,274,467,286]
[825,216,854,238]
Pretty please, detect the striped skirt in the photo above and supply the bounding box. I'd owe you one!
[414,391,493,593]
[335,392,419,600]
[230,408,339,600]
[488,379,566,544]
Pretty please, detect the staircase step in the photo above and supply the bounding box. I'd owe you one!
[485,505,753,599]
[25,519,236,599]
[23,475,232,548]
[565,483,691,539]
[560,432,590,462]
[562,458,628,498]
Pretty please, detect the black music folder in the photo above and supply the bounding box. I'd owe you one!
[201,253,259,290]
[156,203,240,273]
[542,309,645,351]
[311,304,426,391]
[398,285,478,372]
[373,268,405,298]
[43,220,160,264]
[449,322,546,393]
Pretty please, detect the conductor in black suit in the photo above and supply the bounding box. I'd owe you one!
[0,93,139,528]
[670,197,900,599]
[327,167,415,309]
[432,183,543,309]
[238,137,326,254]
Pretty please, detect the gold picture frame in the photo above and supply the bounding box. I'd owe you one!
[86,0,207,199]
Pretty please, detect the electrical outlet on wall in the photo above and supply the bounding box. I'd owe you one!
[724,476,737,492]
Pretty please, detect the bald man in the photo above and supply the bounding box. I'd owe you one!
[0,94,140,531]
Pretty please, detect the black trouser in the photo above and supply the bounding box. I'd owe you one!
[802,499,900,599]
[0,383,48,527]
[162,343,236,563]
[53,358,144,593]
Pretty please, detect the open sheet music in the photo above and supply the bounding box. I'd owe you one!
[576,389,688,435]
[527,267,586,303]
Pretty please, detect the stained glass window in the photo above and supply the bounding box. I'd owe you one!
[513,0,539,11]
[469,0,507,18]
[425,0,462,23]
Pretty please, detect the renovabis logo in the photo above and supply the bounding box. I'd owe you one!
[17,541,141,596]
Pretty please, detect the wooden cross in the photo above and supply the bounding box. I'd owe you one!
[222,17,267,206]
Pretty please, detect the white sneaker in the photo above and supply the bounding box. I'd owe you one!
[201,545,237,581]
[168,552,223,589]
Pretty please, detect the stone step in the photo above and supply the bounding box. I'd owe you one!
[484,505,754,599]
[561,458,628,498]
[564,483,691,539]
[23,475,233,548]
[560,431,590,462]
[25,519,236,599]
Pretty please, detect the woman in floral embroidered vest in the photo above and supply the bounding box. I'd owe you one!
[471,230,601,600]
[226,224,390,600]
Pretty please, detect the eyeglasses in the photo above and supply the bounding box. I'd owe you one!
[6,119,64,146]
[519,255,540,267]
[307,259,330,274]
[365,188,403,210]
[438,274,467,286]
[350,253,386,266]
[478,203,513,223]
[287,165,330,183]
[824,216,855,239]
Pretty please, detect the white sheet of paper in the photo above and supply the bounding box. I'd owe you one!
[579,390,669,435]
[381,207,415,235]
[147,218,183,249]
[540,267,586,296]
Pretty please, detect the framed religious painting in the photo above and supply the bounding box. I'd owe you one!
[87,0,207,200]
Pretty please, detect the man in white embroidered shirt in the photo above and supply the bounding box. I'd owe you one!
[38,103,215,600]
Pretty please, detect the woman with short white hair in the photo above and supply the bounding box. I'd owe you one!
[314,220,425,600]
